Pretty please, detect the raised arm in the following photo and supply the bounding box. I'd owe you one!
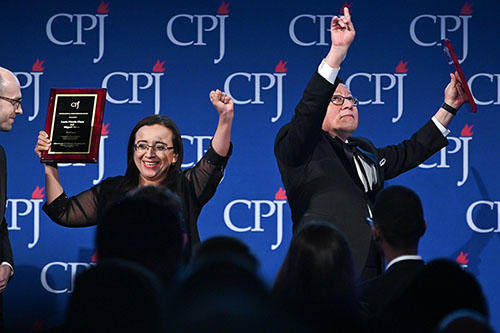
[325,7,356,69]
[209,89,234,157]
[275,7,355,166]
[34,131,113,227]
[34,131,64,204]
[434,72,469,128]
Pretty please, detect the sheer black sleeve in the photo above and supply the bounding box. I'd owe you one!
[42,176,125,227]
[182,142,232,208]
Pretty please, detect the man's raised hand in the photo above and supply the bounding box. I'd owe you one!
[325,7,355,68]
[331,7,355,49]
[444,72,469,110]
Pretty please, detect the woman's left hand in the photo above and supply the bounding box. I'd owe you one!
[209,89,234,121]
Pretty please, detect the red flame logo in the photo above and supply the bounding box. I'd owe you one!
[340,2,353,14]
[91,251,98,263]
[395,60,408,73]
[275,187,287,201]
[32,186,45,199]
[97,1,110,14]
[456,251,469,265]
[217,1,230,15]
[101,123,110,135]
[275,60,288,73]
[461,2,473,15]
[461,124,474,137]
[153,59,166,73]
[32,59,45,72]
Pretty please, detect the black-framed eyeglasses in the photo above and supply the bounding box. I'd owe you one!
[0,96,22,110]
[134,142,174,153]
[331,95,359,106]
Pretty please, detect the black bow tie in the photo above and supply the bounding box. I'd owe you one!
[343,140,359,158]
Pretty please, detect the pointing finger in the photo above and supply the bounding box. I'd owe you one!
[344,6,350,19]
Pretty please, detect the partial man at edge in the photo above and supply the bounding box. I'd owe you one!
[0,66,22,329]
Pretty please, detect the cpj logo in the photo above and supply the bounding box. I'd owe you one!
[7,186,45,249]
[45,1,109,63]
[409,2,473,63]
[419,124,473,186]
[181,134,212,168]
[166,1,230,64]
[224,60,287,123]
[466,201,500,233]
[41,253,96,294]
[468,73,500,106]
[456,251,469,268]
[345,60,407,123]
[288,4,352,46]
[15,59,45,122]
[102,60,166,115]
[224,188,287,250]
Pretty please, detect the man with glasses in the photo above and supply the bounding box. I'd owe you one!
[0,66,21,329]
[274,9,468,281]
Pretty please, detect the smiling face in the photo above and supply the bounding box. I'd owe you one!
[321,83,358,141]
[133,124,178,186]
[0,69,23,132]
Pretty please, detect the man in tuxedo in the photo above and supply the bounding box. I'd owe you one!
[0,66,22,328]
[274,8,468,280]
[357,185,426,316]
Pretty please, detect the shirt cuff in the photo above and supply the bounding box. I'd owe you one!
[317,60,340,85]
[1,262,13,277]
[431,116,450,137]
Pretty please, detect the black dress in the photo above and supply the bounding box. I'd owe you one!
[43,144,231,247]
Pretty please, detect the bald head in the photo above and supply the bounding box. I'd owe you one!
[0,67,19,92]
[0,66,23,132]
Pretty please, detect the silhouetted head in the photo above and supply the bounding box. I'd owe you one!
[168,237,275,332]
[435,309,493,333]
[372,185,426,250]
[97,186,184,285]
[272,222,361,331]
[67,259,167,333]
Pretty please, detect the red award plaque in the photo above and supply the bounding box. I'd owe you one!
[41,88,107,163]
[442,39,477,113]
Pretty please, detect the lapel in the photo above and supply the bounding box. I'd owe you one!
[323,134,365,190]
[348,136,385,193]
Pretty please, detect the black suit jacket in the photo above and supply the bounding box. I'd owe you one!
[357,259,425,316]
[274,72,447,276]
[0,145,14,269]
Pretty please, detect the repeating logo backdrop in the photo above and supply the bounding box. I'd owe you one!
[2,0,499,330]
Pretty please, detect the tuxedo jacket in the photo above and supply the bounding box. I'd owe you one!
[274,72,447,275]
[0,145,14,269]
[357,259,425,316]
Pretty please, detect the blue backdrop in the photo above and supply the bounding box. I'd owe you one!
[1,0,499,331]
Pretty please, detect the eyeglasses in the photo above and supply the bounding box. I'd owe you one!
[331,95,359,106]
[134,142,174,153]
[0,96,22,110]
